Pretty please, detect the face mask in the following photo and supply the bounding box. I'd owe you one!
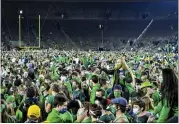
[133,108,140,114]
[59,108,67,114]
[114,91,121,98]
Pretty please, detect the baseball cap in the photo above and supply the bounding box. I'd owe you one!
[27,105,41,119]
[113,85,123,92]
[111,97,128,107]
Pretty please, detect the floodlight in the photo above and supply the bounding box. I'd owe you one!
[20,10,23,14]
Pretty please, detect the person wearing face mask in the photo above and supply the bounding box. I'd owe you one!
[111,97,129,123]
[46,94,68,123]
[72,79,85,102]
[45,84,60,113]
[132,97,152,123]
[108,85,123,99]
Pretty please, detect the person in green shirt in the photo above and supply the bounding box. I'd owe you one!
[151,81,161,107]
[46,93,68,123]
[90,75,100,104]
[108,84,124,100]
[148,68,178,123]
[6,86,18,110]
[60,110,73,123]
[45,84,60,113]
[99,78,109,98]
[39,83,50,119]
[71,78,85,102]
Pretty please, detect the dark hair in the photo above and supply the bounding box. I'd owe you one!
[161,68,178,108]
[91,75,98,84]
[96,89,105,97]
[141,71,149,79]
[67,100,80,115]
[131,97,145,112]
[120,105,127,113]
[96,98,107,110]
[26,86,36,98]
[51,84,60,93]
[53,94,67,107]
[71,72,78,77]
[89,104,102,118]
[44,83,50,91]
[83,102,90,116]
[99,78,107,87]
[81,76,86,82]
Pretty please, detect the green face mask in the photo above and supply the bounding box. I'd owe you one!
[114,91,121,98]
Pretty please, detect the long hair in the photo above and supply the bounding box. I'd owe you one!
[141,96,154,111]
[161,68,178,107]
[1,100,16,123]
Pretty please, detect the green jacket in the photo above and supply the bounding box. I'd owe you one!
[46,109,64,123]
[154,100,170,123]
[64,80,73,95]
[90,83,100,104]
[46,95,55,113]
[152,91,161,107]
[60,111,73,123]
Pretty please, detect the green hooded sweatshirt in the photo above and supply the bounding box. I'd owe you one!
[154,99,177,123]
[90,83,100,104]
[46,109,64,123]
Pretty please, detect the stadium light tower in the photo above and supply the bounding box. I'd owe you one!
[99,24,104,48]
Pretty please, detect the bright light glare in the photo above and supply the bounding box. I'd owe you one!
[20,10,23,14]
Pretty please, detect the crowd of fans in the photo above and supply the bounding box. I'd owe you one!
[1,48,178,123]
